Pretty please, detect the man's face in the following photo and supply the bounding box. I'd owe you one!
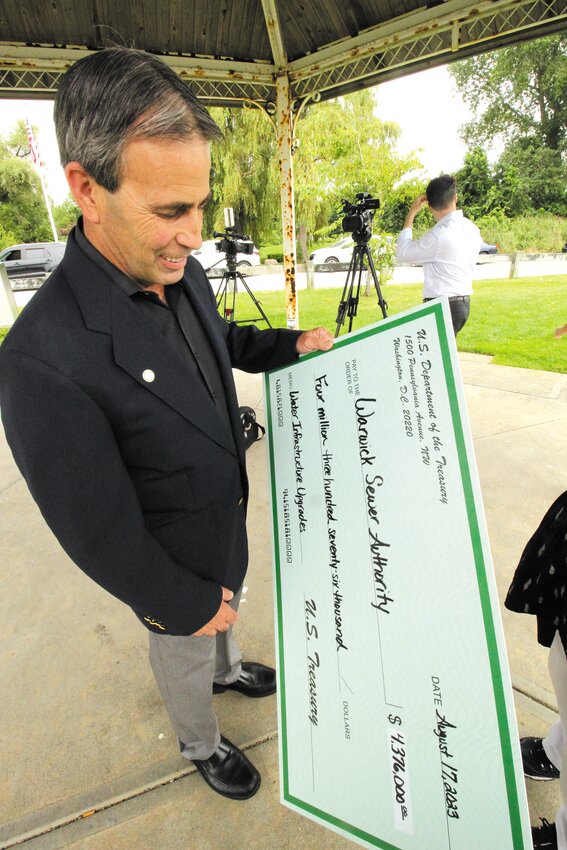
[91,136,211,288]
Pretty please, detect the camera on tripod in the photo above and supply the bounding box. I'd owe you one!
[335,192,387,336]
[341,192,381,240]
[213,230,254,257]
[213,207,272,328]
[213,207,253,258]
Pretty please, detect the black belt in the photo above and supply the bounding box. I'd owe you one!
[423,296,470,303]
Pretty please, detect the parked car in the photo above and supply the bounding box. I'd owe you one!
[309,235,394,265]
[479,241,498,254]
[0,242,66,279]
[192,239,261,270]
[309,237,353,264]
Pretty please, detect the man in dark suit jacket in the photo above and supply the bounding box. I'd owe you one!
[0,47,333,801]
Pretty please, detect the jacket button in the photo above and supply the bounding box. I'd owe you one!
[142,369,156,383]
[237,496,244,506]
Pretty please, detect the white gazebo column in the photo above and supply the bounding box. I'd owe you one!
[275,73,298,329]
[0,265,18,327]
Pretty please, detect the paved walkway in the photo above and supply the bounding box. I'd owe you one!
[0,354,566,849]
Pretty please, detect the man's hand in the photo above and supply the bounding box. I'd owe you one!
[296,326,334,355]
[193,587,238,637]
[403,194,428,230]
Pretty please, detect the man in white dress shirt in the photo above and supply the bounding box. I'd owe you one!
[396,174,482,335]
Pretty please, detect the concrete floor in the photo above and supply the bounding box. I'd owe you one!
[0,355,566,849]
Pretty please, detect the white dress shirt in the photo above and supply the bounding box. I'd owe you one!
[396,210,482,298]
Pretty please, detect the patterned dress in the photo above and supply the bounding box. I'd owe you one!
[505,491,567,653]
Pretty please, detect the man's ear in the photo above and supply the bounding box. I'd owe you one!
[64,162,103,224]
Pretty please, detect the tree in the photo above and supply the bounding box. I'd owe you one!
[0,153,52,244]
[6,119,36,159]
[0,222,17,252]
[208,106,279,242]
[208,91,422,253]
[293,91,421,256]
[53,198,81,236]
[366,233,397,290]
[494,139,566,215]
[378,177,429,235]
[450,35,567,154]
[450,35,567,217]
[455,148,494,219]
[0,121,56,244]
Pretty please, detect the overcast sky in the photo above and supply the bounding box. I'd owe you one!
[0,63,473,206]
[375,64,472,178]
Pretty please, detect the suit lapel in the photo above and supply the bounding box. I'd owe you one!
[109,286,237,457]
[64,243,237,458]
[181,268,247,467]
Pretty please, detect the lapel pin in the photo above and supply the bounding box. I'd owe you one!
[142,369,156,383]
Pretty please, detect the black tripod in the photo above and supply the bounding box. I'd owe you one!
[335,235,388,337]
[215,253,272,327]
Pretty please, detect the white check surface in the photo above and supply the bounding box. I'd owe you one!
[265,301,532,850]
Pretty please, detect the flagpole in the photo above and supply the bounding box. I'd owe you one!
[26,118,59,242]
[38,169,59,242]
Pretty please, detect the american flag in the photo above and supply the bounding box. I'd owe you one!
[25,118,41,167]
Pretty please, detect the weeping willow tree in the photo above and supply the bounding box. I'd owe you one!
[207,90,422,253]
[292,90,422,258]
[207,106,279,241]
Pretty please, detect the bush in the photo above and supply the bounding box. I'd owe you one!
[259,244,284,263]
[368,234,397,285]
[474,212,567,253]
[0,223,17,251]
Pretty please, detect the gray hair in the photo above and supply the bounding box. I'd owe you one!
[54,47,222,192]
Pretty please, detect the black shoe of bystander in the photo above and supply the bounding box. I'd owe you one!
[521,737,560,781]
[532,818,558,849]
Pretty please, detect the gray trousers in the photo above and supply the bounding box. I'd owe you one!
[148,590,242,760]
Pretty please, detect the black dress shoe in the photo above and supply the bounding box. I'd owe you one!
[192,736,260,800]
[521,737,560,781]
[213,662,276,698]
[532,818,558,849]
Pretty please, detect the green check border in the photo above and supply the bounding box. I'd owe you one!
[264,301,526,850]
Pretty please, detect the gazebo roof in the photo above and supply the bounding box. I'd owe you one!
[0,0,565,106]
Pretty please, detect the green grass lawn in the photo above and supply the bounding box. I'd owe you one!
[2,275,566,373]
[231,275,567,374]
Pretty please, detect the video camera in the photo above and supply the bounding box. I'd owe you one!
[213,208,253,258]
[213,229,254,257]
[341,192,381,241]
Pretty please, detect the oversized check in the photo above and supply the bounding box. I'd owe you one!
[264,301,532,850]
